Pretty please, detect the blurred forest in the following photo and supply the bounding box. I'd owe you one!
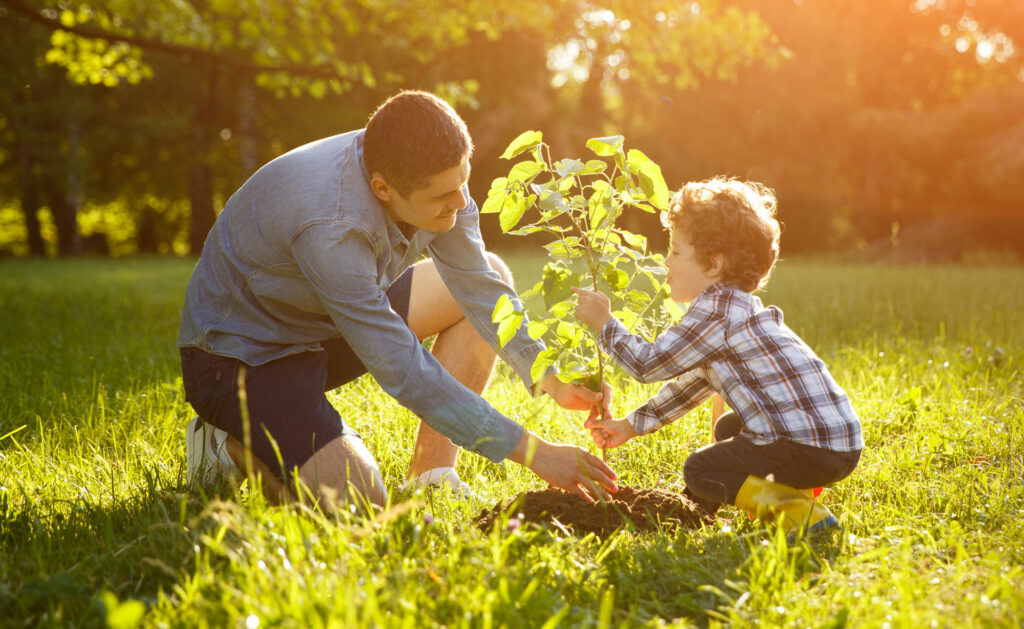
[0,0,1021,261]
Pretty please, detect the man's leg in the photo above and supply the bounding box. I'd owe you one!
[297,434,387,508]
[403,252,514,480]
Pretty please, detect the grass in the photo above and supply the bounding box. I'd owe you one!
[0,254,1022,628]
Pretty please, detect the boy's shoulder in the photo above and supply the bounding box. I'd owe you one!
[692,283,763,318]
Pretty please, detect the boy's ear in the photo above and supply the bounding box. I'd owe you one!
[370,175,393,202]
[706,253,725,279]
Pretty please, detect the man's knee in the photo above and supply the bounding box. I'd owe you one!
[299,435,387,509]
[485,251,514,288]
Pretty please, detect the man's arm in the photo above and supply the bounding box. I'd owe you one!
[292,222,524,463]
[426,195,544,388]
[427,195,609,417]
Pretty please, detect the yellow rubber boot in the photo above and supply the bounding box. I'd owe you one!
[734,476,838,533]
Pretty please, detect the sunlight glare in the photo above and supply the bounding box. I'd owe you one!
[975,40,994,63]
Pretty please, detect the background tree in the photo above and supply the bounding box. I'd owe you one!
[0,0,1019,258]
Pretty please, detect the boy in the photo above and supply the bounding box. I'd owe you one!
[573,177,862,533]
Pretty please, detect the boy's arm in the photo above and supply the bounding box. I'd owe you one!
[626,369,715,435]
[598,300,726,384]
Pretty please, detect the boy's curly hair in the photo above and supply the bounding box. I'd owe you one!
[662,177,780,293]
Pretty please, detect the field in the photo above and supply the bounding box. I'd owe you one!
[1,256,1022,627]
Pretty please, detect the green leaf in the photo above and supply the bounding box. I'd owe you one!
[492,293,516,322]
[480,177,508,214]
[586,135,625,157]
[588,180,612,229]
[555,158,585,178]
[620,230,648,251]
[541,264,579,308]
[543,241,582,261]
[602,266,629,290]
[499,193,529,232]
[627,148,670,210]
[501,130,544,160]
[507,160,545,185]
[497,311,524,349]
[531,349,557,384]
[580,160,608,175]
[556,320,580,344]
[527,321,548,340]
[537,190,569,214]
[550,299,572,318]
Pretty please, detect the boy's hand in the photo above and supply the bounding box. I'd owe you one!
[509,432,619,501]
[584,416,638,449]
[572,287,613,332]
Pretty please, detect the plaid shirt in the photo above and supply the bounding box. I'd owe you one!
[599,283,863,452]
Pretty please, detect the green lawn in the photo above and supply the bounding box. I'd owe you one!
[1,256,1022,627]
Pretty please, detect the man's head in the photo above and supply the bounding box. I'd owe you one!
[364,91,474,232]
[662,177,781,294]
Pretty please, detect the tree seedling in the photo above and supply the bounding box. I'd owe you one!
[484,130,683,459]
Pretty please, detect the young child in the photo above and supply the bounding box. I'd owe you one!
[573,177,862,534]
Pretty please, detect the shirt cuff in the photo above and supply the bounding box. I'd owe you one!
[599,317,626,349]
[468,408,526,463]
[626,403,662,436]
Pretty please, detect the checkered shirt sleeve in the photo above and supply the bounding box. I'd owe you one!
[599,296,727,435]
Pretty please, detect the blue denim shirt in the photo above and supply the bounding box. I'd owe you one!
[177,130,537,462]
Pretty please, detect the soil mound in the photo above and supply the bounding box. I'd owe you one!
[477,486,714,536]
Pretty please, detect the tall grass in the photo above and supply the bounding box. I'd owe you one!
[1,256,1021,627]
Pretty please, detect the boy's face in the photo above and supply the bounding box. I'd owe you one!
[665,227,721,303]
[372,155,471,233]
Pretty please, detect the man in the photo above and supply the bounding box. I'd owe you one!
[178,90,618,508]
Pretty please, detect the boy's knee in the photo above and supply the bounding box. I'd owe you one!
[485,251,514,288]
[713,410,743,442]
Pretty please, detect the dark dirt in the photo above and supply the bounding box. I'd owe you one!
[477,486,715,536]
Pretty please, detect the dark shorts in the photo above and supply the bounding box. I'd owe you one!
[180,268,414,480]
[682,410,861,507]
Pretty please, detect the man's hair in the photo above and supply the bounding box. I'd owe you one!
[363,90,474,197]
[662,177,781,292]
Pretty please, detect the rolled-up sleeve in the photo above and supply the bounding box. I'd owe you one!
[291,221,524,462]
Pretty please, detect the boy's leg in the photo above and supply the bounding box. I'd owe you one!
[683,436,858,530]
[402,253,513,481]
[684,437,856,505]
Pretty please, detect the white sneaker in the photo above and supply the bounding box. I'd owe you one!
[186,416,240,485]
[400,467,476,500]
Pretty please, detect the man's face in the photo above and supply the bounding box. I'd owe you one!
[374,156,471,233]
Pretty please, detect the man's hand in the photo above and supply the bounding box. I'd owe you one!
[539,373,612,421]
[509,432,618,501]
[584,415,638,450]
[572,287,613,332]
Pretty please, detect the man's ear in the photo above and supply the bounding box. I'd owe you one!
[369,175,393,202]
[706,253,725,279]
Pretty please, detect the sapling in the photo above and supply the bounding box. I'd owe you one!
[483,131,683,459]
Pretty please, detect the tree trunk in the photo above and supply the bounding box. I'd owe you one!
[187,162,215,253]
[16,138,46,256]
[46,89,83,257]
[238,81,260,178]
[187,65,220,254]
[46,184,79,256]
